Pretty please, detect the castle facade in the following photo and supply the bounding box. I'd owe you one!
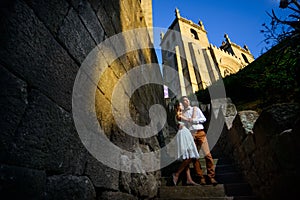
[161,9,254,98]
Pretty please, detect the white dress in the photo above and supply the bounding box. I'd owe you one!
[176,121,200,160]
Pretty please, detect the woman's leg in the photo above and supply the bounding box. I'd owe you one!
[174,158,192,177]
[186,167,199,185]
[185,167,193,183]
[173,158,192,185]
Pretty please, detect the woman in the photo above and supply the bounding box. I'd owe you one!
[172,102,199,186]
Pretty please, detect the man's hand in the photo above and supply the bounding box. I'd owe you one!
[192,133,196,139]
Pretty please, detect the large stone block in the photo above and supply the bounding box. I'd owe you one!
[239,155,253,173]
[268,170,300,200]
[292,118,300,158]
[211,127,232,158]
[84,155,119,190]
[0,0,79,111]
[243,165,261,194]
[130,173,159,199]
[3,89,87,174]
[227,110,258,151]
[270,129,297,170]
[96,2,117,36]
[117,54,132,73]
[120,0,147,30]
[25,0,69,34]
[57,7,97,64]
[100,0,122,33]
[241,134,256,156]
[120,171,132,194]
[0,65,28,160]
[109,58,127,78]
[70,0,105,45]
[233,145,246,167]
[110,126,139,151]
[253,103,300,146]
[87,0,100,11]
[45,175,96,200]
[227,114,245,148]
[251,146,278,183]
[98,191,137,200]
[95,89,114,137]
[0,164,46,200]
[97,66,119,97]
[119,0,135,30]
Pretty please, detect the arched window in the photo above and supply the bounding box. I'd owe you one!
[190,29,199,40]
[241,53,249,63]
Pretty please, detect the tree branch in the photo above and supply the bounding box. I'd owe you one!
[289,14,300,20]
[271,9,297,27]
[287,5,300,13]
[291,0,300,11]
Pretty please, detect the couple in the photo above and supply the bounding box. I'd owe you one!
[172,96,218,186]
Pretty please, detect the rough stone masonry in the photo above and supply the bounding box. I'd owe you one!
[0,0,164,199]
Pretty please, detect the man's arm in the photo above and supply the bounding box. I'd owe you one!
[176,110,190,123]
[191,106,206,124]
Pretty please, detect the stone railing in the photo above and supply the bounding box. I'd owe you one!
[215,103,300,199]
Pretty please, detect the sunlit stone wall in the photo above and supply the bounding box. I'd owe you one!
[0,0,164,199]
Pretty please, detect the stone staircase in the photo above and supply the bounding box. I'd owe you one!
[155,156,259,200]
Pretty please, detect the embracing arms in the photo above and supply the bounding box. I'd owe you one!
[190,106,206,124]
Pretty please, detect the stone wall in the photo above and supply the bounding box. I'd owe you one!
[216,103,300,200]
[0,0,164,199]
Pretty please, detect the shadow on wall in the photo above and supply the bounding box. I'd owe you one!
[0,0,164,199]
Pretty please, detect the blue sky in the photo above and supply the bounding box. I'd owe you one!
[152,0,291,60]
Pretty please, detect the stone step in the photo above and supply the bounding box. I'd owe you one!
[155,197,233,200]
[230,196,259,200]
[165,165,239,177]
[162,158,235,177]
[162,157,233,167]
[224,183,254,196]
[158,185,226,199]
[158,156,258,199]
[155,197,257,200]
[161,171,245,187]
[157,184,257,200]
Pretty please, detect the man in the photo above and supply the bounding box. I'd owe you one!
[181,96,218,185]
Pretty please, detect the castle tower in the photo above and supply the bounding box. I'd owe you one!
[160,9,222,98]
[161,9,254,98]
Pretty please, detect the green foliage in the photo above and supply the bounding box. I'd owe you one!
[196,35,300,112]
